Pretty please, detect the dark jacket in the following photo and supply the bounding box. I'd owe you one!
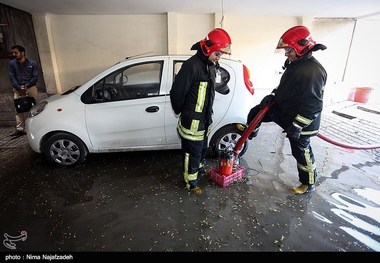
[272,53,327,136]
[170,46,216,141]
[8,58,39,90]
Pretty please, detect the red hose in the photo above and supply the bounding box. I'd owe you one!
[233,101,380,154]
[317,132,380,150]
[233,102,274,156]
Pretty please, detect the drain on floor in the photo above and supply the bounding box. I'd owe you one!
[357,106,380,115]
[332,110,356,120]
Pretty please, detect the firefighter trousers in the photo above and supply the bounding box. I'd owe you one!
[247,105,317,185]
[180,136,208,189]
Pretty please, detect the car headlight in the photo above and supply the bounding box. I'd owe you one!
[28,101,48,117]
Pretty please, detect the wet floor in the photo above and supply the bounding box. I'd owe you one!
[0,121,379,255]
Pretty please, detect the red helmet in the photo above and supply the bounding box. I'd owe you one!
[200,28,232,56]
[276,25,316,56]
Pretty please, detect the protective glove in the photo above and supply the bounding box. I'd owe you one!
[259,94,275,109]
[285,123,302,140]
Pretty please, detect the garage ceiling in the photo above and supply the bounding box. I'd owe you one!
[0,0,380,19]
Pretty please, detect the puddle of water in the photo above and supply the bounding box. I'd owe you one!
[314,188,380,251]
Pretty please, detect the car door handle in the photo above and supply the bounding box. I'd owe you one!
[146,106,159,113]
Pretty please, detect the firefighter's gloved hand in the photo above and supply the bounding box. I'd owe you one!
[285,123,302,140]
[259,94,275,109]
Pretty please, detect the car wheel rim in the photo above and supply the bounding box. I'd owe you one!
[49,139,81,165]
[217,132,241,152]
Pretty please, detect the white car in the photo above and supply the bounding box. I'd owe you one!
[26,55,255,166]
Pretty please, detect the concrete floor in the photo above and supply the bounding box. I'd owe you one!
[0,102,379,256]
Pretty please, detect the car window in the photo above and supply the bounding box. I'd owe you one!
[173,61,230,95]
[82,61,163,104]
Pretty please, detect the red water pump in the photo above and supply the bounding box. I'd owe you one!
[218,148,235,176]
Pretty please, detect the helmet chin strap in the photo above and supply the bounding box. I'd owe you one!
[311,43,327,52]
[283,59,290,69]
[284,43,326,69]
[298,43,327,58]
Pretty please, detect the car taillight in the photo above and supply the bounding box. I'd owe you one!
[243,65,254,95]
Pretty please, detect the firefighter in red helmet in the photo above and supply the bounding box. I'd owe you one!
[247,25,327,195]
[170,28,232,194]
[199,28,232,56]
[276,25,317,56]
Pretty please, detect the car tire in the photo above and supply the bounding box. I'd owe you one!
[210,125,249,158]
[42,132,88,166]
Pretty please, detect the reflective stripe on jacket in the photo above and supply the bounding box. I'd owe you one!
[170,51,216,141]
[273,53,327,135]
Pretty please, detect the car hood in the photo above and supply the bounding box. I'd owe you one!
[40,92,77,104]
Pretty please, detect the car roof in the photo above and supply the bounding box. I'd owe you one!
[118,54,243,64]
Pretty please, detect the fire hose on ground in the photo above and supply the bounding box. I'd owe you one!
[233,102,380,158]
[316,132,380,150]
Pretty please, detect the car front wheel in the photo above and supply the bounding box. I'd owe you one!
[42,132,88,166]
[210,125,249,158]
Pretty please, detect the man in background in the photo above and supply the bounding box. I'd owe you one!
[8,44,39,137]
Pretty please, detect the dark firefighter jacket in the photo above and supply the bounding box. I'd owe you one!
[272,52,327,136]
[170,47,217,141]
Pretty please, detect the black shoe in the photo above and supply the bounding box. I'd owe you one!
[10,130,26,137]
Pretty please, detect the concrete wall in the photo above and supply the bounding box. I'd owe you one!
[34,14,168,93]
[344,19,380,87]
[32,13,379,105]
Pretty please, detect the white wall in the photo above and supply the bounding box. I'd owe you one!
[225,16,299,104]
[32,13,380,105]
[343,18,380,105]
[312,19,356,105]
[170,13,214,54]
[35,14,168,92]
